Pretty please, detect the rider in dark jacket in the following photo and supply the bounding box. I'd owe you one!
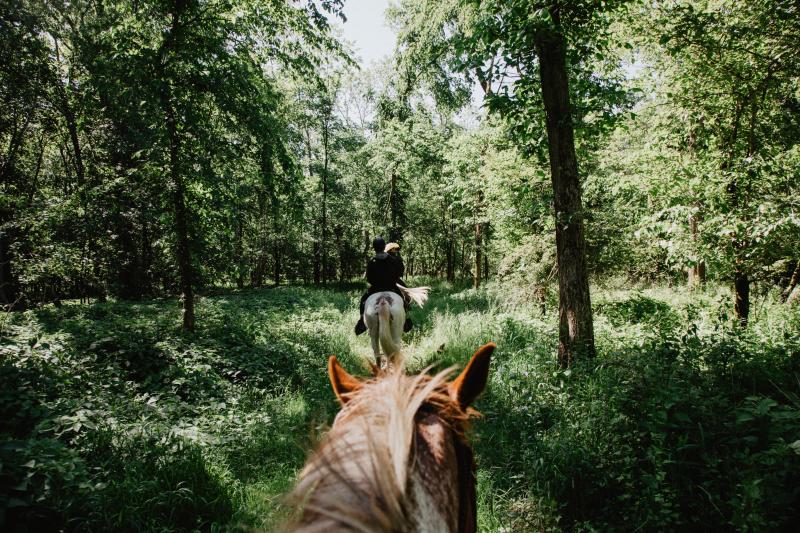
[355,237,412,335]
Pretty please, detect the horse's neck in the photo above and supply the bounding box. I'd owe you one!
[408,413,462,532]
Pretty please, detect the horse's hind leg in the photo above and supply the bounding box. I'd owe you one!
[370,327,381,365]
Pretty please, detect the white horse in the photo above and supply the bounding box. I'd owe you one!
[363,284,429,365]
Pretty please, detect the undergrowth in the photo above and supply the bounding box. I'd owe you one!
[1,281,799,531]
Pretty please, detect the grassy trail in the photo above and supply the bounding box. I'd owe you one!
[2,282,799,531]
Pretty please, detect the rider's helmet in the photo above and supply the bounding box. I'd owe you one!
[385,242,400,255]
[373,236,386,252]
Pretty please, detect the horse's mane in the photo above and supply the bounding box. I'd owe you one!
[286,362,472,532]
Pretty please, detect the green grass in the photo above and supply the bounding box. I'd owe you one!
[2,281,799,531]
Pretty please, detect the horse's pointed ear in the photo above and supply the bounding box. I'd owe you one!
[328,356,363,405]
[449,342,495,410]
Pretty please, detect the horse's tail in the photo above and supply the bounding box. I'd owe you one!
[378,298,401,356]
[397,284,430,307]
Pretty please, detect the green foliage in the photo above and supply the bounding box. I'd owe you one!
[3,284,799,530]
[469,283,800,531]
[3,0,800,528]
[0,286,354,531]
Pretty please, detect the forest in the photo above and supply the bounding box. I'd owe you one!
[1,0,799,531]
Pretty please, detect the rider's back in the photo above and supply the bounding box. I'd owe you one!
[367,252,399,291]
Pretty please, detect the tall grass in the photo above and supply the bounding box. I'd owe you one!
[1,281,799,531]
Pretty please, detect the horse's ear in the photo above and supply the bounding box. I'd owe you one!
[449,342,495,410]
[328,356,363,405]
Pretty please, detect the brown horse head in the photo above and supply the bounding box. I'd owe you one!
[287,342,496,532]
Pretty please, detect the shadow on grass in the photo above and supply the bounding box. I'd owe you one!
[5,286,358,531]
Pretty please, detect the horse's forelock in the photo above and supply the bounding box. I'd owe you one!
[288,364,475,532]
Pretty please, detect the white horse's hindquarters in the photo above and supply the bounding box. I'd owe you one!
[363,291,405,360]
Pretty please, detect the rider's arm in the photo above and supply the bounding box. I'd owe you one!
[366,259,379,286]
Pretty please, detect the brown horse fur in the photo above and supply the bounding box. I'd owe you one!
[286,343,496,532]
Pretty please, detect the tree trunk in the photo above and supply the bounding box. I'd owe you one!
[55,39,92,303]
[446,241,454,282]
[313,240,321,285]
[537,28,595,366]
[162,7,194,332]
[726,92,759,326]
[474,191,484,289]
[235,208,244,289]
[167,106,194,331]
[460,240,466,278]
[443,203,455,282]
[250,188,269,288]
[321,116,329,286]
[474,221,482,289]
[734,270,750,326]
[0,221,19,309]
[52,37,85,187]
[388,170,404,244]
[447,220,455,283]
[389,171,397,239]
[687,210,706,287]
[274,245,281,286]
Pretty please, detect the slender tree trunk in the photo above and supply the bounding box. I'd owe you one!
[474,191,484,289]
[0,123,34,308]
[52,37,84,186]
[272,197,281,287]
[162,7,194,332]
[734,271,750,325]
[446,242,454,282]
[389,171,397,240]
[537,27,595,366]
[388,169,405,244]
[687,209,706,287]
[62,102,84,186]
[460,240,466,279]
[685,122,706,288]
[303,126,321,285]
[337,233,345,285]
[166,103,194,331]
[141,214,155,296]
[474,222,482,289]
[321,117,329,286]
[54,39,92,302]
[313,240,321,285]
[274,246,281,286]
[728,92,762,327]
[251,191,266,288]
[235,208,244,289]
[447,219,455,283]
[0,220,18,308]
